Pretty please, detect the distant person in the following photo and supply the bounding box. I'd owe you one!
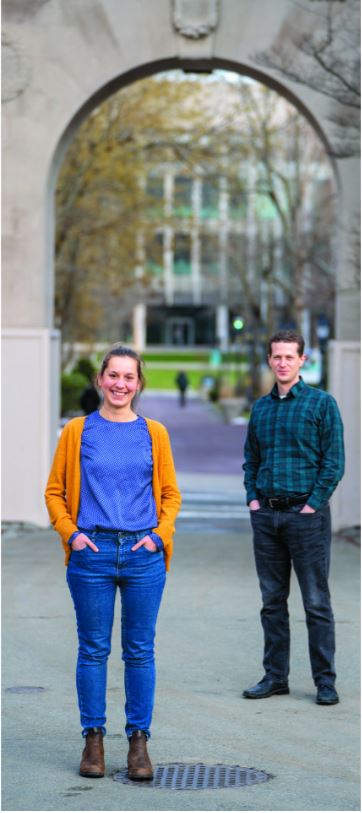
[79,383,101,415]
[45,345,181,780]
[242,330,344,706]
[175,370,189,407]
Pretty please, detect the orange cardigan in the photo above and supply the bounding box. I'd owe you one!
[45,416,182,571]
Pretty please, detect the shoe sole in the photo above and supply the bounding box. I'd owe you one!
[243,687,290,699]
[128,773,153,781]
[316,698,339,705]
[79,770,105,778]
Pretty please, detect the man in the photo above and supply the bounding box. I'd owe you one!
[242,330,344,705]
[175,370,189,407]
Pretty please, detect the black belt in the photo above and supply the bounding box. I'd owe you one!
[259,493,310,509]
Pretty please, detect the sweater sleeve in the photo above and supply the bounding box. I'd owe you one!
[44,423,80,544]
[151,423,182,557]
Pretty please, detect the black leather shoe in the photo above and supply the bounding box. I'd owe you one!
[243,676,289,699]
[316,685,339,705]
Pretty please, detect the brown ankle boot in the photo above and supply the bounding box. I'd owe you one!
[127,730,153,780]
[79,728,105,778]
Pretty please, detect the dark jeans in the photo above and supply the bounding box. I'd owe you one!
[250,505,336,687]
[66,529,166,738]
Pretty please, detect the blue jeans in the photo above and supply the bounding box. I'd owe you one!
[250,505,336,687]
[66,529,166,738]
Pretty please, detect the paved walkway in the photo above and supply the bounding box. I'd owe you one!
[2,396,360,811]
[137,392,248,476]
[2,522,360,811]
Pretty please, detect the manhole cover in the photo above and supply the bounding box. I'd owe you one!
[5,686,46,694]
[113,763,271,789]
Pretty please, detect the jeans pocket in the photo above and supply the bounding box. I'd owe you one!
[250,509,263,520]
[71,544,89,554]
[142,543,158,554]
[291,509,323,530]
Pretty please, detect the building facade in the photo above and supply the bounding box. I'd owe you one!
[131,153,335,351]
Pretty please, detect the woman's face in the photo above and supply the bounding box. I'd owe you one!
[98,355,139,412]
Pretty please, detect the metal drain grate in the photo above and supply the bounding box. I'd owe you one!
[114,763,271,789]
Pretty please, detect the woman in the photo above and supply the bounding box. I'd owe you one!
[45,345,181,780]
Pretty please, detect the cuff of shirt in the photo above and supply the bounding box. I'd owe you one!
[246,491,258,505]
[149,532,164,551]
[305,494,322,510]
[67,531,80,546]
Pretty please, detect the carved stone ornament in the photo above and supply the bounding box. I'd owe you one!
[172,0,219,39]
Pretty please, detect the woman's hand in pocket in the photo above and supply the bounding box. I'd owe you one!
[131,535,157,552]
[71,533,99,552]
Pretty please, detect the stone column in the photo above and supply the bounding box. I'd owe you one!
[328,340,360,530]
[2,329,60,526]
[216,304,229,351]
[133,303,146,351]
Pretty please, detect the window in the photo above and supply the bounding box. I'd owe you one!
[146,175,164,217]
[228,234,247,278]
[201,177,219,218]
[146,233,163,275]
[254,193,278,220]
[200,233,219,276]
[147,175,163,199]
[173,233,191,275]
[173,176,192,216]
[228,182,248,220]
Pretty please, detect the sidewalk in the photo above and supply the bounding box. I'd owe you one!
[137,392,248,476]
[2,518,360,812]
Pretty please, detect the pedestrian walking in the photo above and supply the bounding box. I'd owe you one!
[79,383,101,415]
[45,344,181,780]
[242,330,344,705]
[175,370,189,406]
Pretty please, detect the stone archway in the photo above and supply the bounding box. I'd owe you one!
[3,0,359,528]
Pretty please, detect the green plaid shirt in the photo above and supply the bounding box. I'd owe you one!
[243,378,344,510]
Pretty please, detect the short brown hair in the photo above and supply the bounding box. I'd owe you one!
[268,330,305,357]
[98,344,146,391]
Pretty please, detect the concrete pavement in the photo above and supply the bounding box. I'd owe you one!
[2,520,360,812]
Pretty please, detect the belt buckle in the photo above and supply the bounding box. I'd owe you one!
[268,497,279,508]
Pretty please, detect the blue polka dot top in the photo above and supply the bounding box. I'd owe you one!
[76,411,158,533]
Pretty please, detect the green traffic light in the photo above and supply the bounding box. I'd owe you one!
[233,317,244,331]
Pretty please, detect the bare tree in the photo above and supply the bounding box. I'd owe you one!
[254,0,360,159]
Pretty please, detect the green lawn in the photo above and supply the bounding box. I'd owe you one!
[143,353,209,363]
[144,368,210,390]
[143,352,247,363]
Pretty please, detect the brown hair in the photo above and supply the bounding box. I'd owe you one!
[98,344,146,392]
[268,330,305,357]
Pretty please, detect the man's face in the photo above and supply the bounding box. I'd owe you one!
[268,341,305,389]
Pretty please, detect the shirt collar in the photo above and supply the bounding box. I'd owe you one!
[270,376,305,400]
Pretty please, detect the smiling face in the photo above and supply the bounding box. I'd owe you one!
[268,341,306,392]
[98,355,139,414]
